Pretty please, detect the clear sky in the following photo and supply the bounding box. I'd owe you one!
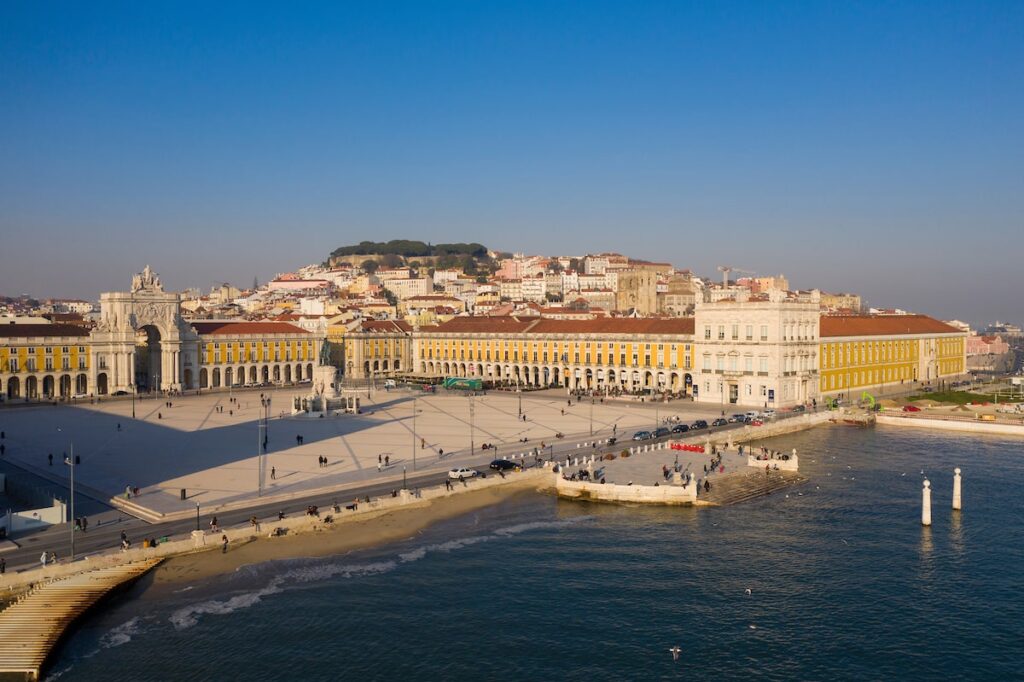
[1,1,1021,327]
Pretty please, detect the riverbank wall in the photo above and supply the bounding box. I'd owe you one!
[876,413,1024,437]
[554,473,701,505]
[0,468,549,595]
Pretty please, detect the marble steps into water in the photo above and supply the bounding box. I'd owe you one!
[0,559,161,680]
[700,470,807,506]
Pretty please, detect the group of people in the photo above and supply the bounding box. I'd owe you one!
[74,516,89,532]
[317,455,329,468]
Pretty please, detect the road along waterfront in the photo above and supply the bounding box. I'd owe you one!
[39,425,1024,681]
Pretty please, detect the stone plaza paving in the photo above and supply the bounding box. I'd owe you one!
[0,387,739,517]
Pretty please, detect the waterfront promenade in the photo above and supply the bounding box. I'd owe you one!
[0,386,743,520]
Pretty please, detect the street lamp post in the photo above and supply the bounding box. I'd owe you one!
[195,503,200,532]
[590,397,594,437]
[57,428,75,561]
[258,396,271,495]
[412,396,417,472]
[130,384,136,419]
[469,393,475,454]
[403,466,407,490]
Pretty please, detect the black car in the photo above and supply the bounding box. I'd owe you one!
[489,459,521,472]
[654,427,671,438]
[692,420,708,429]
[793,404,806,412]
[671,424,690,434]
[712,418,728,427]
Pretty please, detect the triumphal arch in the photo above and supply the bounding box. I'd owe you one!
[89,266,199,394]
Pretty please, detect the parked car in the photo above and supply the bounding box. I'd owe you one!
[728,413,746,423]
[422,385,436,393]
[793,404,806,412]
[632,430,652,441]
[490,459,521,472]
[448,467,479,480]
[383,379,397,388]
[112,390,129,396]
[762,409,776,419]
[745,411,760,420]
[902,405,921,412]
[920,387,934,393]
[712,418,728,427]
[654,427,671,438]
[691,420,708,429]
[671,424,690,434]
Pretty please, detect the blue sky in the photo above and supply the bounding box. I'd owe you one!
[1,1,1021,326]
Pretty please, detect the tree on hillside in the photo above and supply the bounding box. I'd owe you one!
[381,253,404,268]
[361,259,379,274]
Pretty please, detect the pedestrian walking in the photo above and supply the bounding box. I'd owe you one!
[40,551,48,567]
[0,557,5,574]
[271,467,276,480]
[82,517,88,533]
[385,454,390,466]
[48,452,53,466]
[251,516,261,532]
[210,516,219,532]
[221,534,229,553]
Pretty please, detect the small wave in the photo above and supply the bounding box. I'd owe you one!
[173,585,194,593]
[169,515,590,631]
[170,561,396,630]
[99,616,144,649]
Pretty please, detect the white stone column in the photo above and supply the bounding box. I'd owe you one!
[921,479,932,526]
[952,468,962,510]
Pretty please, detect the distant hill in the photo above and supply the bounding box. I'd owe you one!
[330,240,487,259]
[328,240,494,274]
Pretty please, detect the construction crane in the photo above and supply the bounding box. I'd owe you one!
[716,265,755,288]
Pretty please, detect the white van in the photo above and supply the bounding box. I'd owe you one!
[383,379,397,389]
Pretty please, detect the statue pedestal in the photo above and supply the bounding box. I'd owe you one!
[312,365,339,400]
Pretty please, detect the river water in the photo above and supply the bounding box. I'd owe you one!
[46,426,1023,680]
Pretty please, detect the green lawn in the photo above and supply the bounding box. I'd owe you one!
[906,391,995,404]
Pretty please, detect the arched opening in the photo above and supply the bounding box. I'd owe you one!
[284,365,292,383]
[134,324,163,392]
[199,368,209,389]
[212,367,221,388]
[26,376,38,399]
[75,373,87,394]
[59,374,71,397]
[261,366,269,383]
[364,361,371,376]
[250,366,258,384]
[97,373,108,395]
[684,373,693,395]
[306,363,313,379]
[394,359,401,371]
[225,367,233,386]
[42,375,55,398]
[273,365,281,382]
[6,376,20,399]
[236,367,244,385]
[295,364,302,381]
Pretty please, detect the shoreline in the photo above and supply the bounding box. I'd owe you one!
[146,479,545,589]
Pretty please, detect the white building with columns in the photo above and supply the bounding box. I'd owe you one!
[692,290,821,408]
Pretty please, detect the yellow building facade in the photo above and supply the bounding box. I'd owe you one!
[819,315,966,396]
[191,321,319,389]
[0,324,92,400]
[412,317,697,393]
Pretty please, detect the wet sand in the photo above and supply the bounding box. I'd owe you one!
[147,481,543,589]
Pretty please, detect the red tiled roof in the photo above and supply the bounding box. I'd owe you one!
[529,318,695,335]
[820,315,962,338]
[0,323,90,338]
[359,320,412,333]
[191,321,309,336]
[429,316,694,336]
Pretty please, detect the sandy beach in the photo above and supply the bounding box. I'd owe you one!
[146,478,546,589]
